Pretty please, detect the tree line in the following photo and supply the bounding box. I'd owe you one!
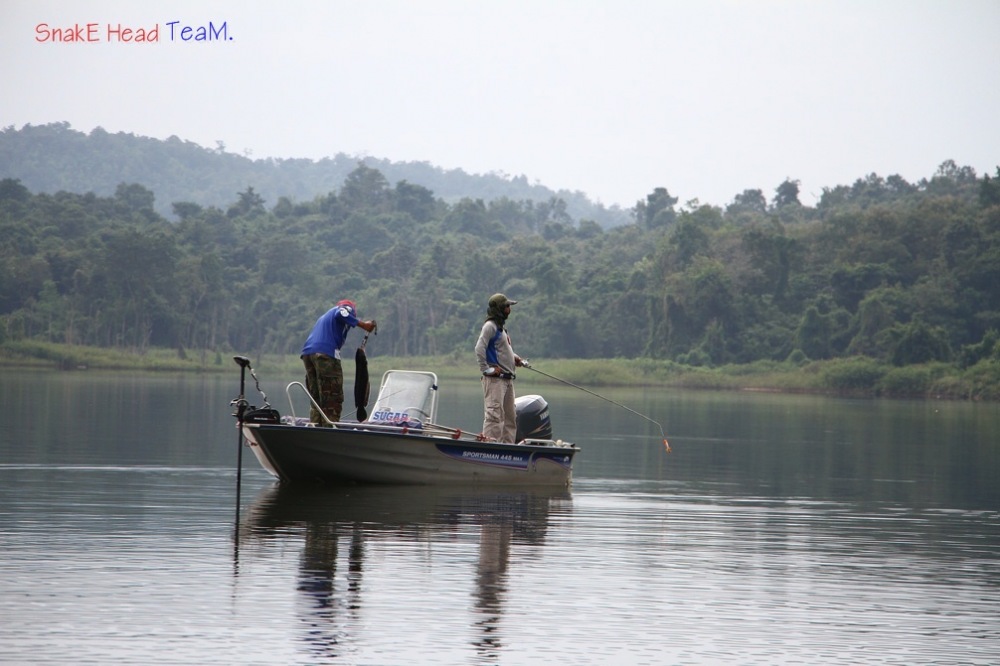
[1,159,999,376]
[0,122,629,228]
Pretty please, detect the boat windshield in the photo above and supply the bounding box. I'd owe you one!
[368,370,439,426]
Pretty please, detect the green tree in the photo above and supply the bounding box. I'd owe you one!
[115,182,156,214]
[635,187,678,230]
[339,163,390,211]
[847,290,899,358]
[651,258,736,359]
[741,221,796,301]
[773,179,801,209]
[958,329,999,368]
[172,201,203,220]
[668,218,711,267]
[728,188,768,216]
[228,186,266,218]
[980,167,1000,208]
[444,198,503,239]
[891,317,952,366]
[98,228,180,350]
[795,306,833,360]
[393,180,437,223]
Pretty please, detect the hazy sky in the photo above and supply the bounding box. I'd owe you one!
[3,0,998,208]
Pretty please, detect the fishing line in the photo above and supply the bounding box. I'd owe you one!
[523,364,671,453]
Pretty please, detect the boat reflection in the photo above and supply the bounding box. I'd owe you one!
[239,483,571,662]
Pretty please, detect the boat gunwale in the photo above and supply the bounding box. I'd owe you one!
[243,420,580,453]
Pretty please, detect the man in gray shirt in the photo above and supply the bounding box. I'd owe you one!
[474,293,526,442]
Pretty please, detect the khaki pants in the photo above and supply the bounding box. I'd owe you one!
[482,376,517,442]
[302,353,344,426]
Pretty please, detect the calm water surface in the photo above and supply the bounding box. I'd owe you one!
[1,369,998,665]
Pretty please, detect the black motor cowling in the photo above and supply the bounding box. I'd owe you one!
[242,406,281,424]
[515,394,552,442]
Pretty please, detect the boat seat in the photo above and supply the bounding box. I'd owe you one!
[367,370,439,427]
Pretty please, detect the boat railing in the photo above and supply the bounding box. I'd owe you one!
[336,420,485,442]
[284,381,337,427]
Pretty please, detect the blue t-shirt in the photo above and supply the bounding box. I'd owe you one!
[301,305,360,357]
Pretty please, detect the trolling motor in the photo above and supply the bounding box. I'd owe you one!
[228,356,279,527]
[230,355,280,425]
[230,355,251,422]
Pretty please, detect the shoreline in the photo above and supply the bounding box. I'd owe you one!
[3,341,997,401]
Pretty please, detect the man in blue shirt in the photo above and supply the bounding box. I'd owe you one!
[301,299,376,425]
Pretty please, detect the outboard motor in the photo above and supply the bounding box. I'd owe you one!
[515,394,552,442]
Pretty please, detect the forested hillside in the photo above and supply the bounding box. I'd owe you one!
[2,156,999,387]
[0,122,629,227]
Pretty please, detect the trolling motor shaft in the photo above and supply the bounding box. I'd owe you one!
[230,356,250,421]
[231,356,269,409]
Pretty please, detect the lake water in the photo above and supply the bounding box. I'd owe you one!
[1,367,999,665]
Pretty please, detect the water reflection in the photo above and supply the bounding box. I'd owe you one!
[239,483,569,662]
[6,371,1000,663]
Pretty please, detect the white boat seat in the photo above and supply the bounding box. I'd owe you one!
[367,370,439,427]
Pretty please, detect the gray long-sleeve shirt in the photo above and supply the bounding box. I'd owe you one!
[475,320,516,374]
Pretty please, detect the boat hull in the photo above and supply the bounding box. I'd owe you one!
[242,423,577,486]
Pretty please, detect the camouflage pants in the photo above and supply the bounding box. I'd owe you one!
[302,353,344,426]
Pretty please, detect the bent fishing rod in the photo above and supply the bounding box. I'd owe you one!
[520,363,671,453]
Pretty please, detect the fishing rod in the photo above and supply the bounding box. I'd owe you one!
[522,363,671,453]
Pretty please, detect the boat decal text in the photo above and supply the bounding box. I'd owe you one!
[369,410,423,429]
[435,444,530,470]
